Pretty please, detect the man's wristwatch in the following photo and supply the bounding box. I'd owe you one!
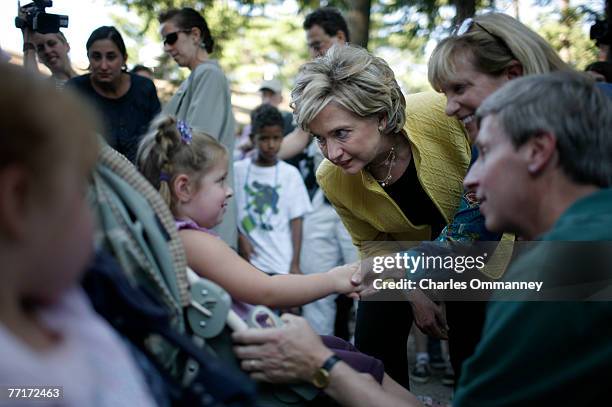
[311,354,341,389]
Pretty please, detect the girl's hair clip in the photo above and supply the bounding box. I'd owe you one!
[159,171,172,183]
[177,120,192,144]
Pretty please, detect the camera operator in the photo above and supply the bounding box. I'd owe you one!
[18,2,76,88]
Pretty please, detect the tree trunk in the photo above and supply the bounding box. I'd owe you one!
[453,0,476,26]
[606,0,612,61]
[559,0,571,62]
[513,0,520,21]
[347,0,371,49]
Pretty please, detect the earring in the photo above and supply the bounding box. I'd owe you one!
[378,125,384,132]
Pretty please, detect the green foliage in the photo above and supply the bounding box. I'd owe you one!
[105,0,601,93]
[110,13,146,66]
[222,12,309,89]
[537,4,598,69]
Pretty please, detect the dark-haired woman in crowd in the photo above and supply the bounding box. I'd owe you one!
[67,26,160,163]
[159,7,238,248]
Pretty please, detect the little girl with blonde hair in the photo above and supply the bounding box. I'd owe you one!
[137,116,361,310]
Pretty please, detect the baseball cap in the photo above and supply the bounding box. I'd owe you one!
[259,79,282,94]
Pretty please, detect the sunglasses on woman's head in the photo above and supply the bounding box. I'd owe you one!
[163,30,190,46]
[455,17,517,60]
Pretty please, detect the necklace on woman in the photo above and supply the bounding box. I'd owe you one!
[368,146,396,187]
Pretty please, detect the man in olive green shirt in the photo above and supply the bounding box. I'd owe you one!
[452,72,612,406]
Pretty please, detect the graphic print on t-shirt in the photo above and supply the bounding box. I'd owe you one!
[241,180,280,233]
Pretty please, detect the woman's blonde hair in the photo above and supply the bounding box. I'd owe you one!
[428,12,569,91]
[136,115,227,210]
[55,31,69,45]
[291,45,406,136]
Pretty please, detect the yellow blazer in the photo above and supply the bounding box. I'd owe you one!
[316,91,471,257]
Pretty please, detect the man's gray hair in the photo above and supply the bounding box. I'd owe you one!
[477,71,612,187]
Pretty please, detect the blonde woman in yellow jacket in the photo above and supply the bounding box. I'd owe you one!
[291,44,471,389]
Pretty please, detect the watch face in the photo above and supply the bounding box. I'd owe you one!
[312,368,330,389]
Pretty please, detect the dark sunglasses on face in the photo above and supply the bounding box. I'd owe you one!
[163,30,190,46]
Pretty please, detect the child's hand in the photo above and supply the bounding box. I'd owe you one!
[329,261,363,296]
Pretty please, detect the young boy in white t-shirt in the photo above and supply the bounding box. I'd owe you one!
[235,104,312,276]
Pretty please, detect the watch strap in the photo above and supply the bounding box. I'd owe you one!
[311,354,342,389]
[321,354,341,373]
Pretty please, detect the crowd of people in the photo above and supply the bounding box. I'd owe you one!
[1,4,611,407]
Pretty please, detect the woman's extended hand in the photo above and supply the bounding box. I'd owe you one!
[354,255,407,298]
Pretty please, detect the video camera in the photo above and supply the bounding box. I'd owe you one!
[15,1,68,34]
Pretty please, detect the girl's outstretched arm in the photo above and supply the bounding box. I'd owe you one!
[180,229,359,308]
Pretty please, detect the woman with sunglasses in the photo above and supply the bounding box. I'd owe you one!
[159,7,238,248]
[424,11,569,383]
[67,26,161,163]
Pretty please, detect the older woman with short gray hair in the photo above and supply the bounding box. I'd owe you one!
[291,44,471,388]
